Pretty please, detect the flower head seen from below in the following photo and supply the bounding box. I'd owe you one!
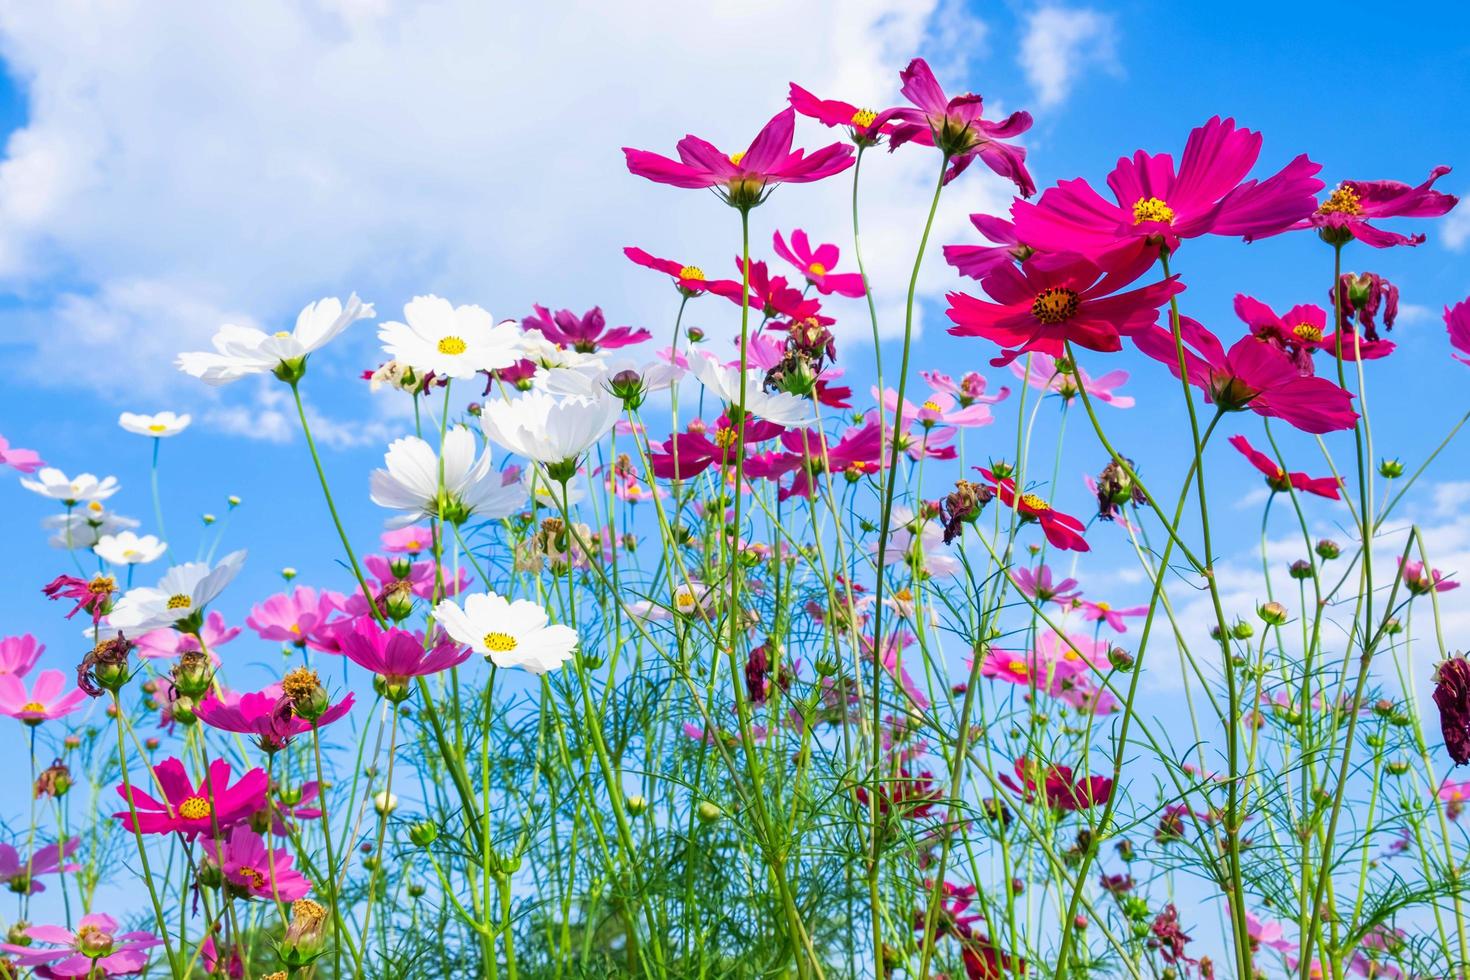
[480,389,622,470]
[118,411,191,438]
[370,425,525,528]
[522,304,651,354]
[378,295,523,381]
[107,550,246,633]
[1009,356,1134,408]
[0,669,87,725]
[690,353,815,427]
[0,634,45,678]
[623,246,738,298]
[1291,167,1458,247]
[94,531,167,566]
[0,433,43,473]
[217,825,311,901]
[787,82,895,146]
[177,294,373,385]
[977,468,1090,551]
[196,683,353,753]
[772,229,865,297]
[1228,434,1341,499]
[434,592,578,674]
[334,616,471,689]
[246,587,347,650]
[623,107,854,208]
[21,468,119,504]
[114,757,268,839]
[1447,295,1470,368]
[0,837,80,894]
[0,913,160,978]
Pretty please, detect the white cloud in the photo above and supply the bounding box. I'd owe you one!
[1017,5,1119,109]
[0,0,1021,442]
[1443,193,1470,251]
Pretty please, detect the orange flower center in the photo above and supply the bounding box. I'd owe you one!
[1030,287,1079,325]
[807,262,827,276]
[178,796,212,820]
[1293,323,1323,342]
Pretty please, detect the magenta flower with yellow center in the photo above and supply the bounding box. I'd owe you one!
[113,757,268,839]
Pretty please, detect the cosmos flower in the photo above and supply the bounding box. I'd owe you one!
[481,389,621,469]
[43,573,117,625]
[195,684,354,753]
[1400,558,1459,596]
[246,587,348,651]
[1009,356,1134,408]
[216,825,311,901]
[626,581,714,622]
[0,433,42,473]
[1289,167,1458,247]
[177,294,374,385]
[943,213,1029,280]
[0,838,80,894]
[1000,757,1113,811]
[623,246,738,297]
[919,370,1009,408]
[378,295,523,380]
[107,551,247,633]
[650,415,786,481]
[94,531,167,566]
[1075,599,1149,633]
[1432,653,1470,766]
[118,411,191,438]
[1227,434,1340,499]
[381,525,432,554]
[872,505,960,579]
[0,914,160,978]
[1132,317,1357,433]
[21,468,120,504]
[1233,294,1393,372]
[946,244,1182,366]
[772,229,865,297]
[114,757,268,839]
[1010,565,1081,604]
[1441,780,1470,820]
[0,634,44,678]
[748,417,882,501]
[786,82,896,145]
[434,592,579,674]
[874,386,997,429]
[1447,295,1470,368]
[977,468,1090,552]
[522,305,651,353]
[135,611,239,662]
[871,58,1035,193]
[370,425,526,527]
[1011,116,1323,256]
[44,506,141,550]
[689,353,815,427]
[0,670,87,724]
[623,107,853,208]
[334,616,471,680]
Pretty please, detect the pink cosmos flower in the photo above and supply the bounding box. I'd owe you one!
[1075,599,1149,633]
[343,555,472,624]
[0,837,80,894]
[1132,317,1358,434]
[1228,434,1341,499]
[872,505,960,580]
[1012,116,1323,256]
[861,630,930,711]
[623,107,854,207]
[946,244,1182,366]
[787,82,896,145]
[114,757,269,839]
[886,417,957,463]
[1399,557,1459,596]
[717,257,818,320]
[1447,296,1470,368]
[944,213,1029,280]
[1234,294,1394,373]
[0,434,42,473]
[523,305,651,353]
[136,611,239,662]
[1289,167,1458,247]
[215,825,311,901]
[772,229,864,297]
[875,385,997,429]
[919,370,1009,408]
[1441,779,1470,820]
[977,468,1089,552]
[335,616,470,680]
[196,684,354,753]
[748,418,882,501]
[1009,356,1134,408]
[871,58,1035,193]
[0,913,160,978]
[0,634,44,678]
[1243,910,1296,954]
[1000,757,1112,811]
[650,415,786,480]
[381,525,432,554]
[623,246,739,298]
[0,670,87,725]
[246,587,347,652]
[1010,565,1081,604]
[42,573,117,625]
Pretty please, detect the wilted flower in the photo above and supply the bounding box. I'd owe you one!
[1432,653,1470,766]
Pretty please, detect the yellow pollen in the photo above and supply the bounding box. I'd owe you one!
[20,701,44,713]
[289,623,302,635]
[236,867,267,889]
[1096,601,1111,612]
[678,265,705,281]
[148,423,168,433]
[178,795,212,820]
[921,400,941,412]
[483,632,518,652]
[674,590,697,611]
[437,336,468,355]
[89,576,116,595]
[894,588,913,602]
[1293,323,1323,342]
[1020,492,1050,512]
[807,262,827,277]
[87,501,104,514]
[1030,287,1080,325]
[626,484,642,498]
[273,330,292,339]
[166,593,192,610]
[851,108,877,128]
[713,428,739,449]
[1063,649,1082,661]
[1132,196,1175,224]
[728,151,746,166]
[1007,660,1029,678]
[407,539,421,550]
[122,550,139,559]
[1317,184,1362,216]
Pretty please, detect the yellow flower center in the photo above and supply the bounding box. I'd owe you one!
[1293,323,1323,342]
[851,108,877,128]
[20,701,44,713]
[122,549,139,559]
[87,501,104,514]
[89,575,116,595]
[1007,660,1029,678]
[1030,287,1080,325]
[728,151,746,166]
[921,400,941,412]
[713,428,739,449]
[289,623,302,635]
[1020,492,1050,512]
[273,330,292,339]
[178,796,212,820]
[166,593,192,610]
[437,336,468,355]
[674,590,697,612]
[407,539,421,550]
[678,265,705,281]
[148,423,168,433]
[894,588,913,602]
[483,632,518,652]
[1096,601,1111,612]
[1063,648,1082,661]
[237,867,267,890]
[1132,196,1175,224]
[1317,184,1362,216]
[807,262,827,276]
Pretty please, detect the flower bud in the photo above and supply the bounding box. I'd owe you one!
[373,674,412,704]
[466,402,483,417]
[1108,647,1135,672]
[1432,653,1470,765]
[144,737,160,751]
[1379,458,1404,479]
[171,650,212,699]
[1258,602,1289,626]
[408,881,426,898]
[281,567,297,581]
[408,821,440,847]
[1383,617,1403,635]
[388,555,414,580]
[609,369,646,410]
[1230,619,1254,641]
[201,513,217,526]
[1386,760,1410,776]
[625,794,648,816]
[1315,539,1341,560]
[227,495,242,508]
[171,695,198,725]
[696,800,722,824]
[6,921,30,945]
[1288,560,1314,580]
[196,858,223,889]
[34,760,71,799]
[281,898,329,967]
[373,791,398,816]
[989,459,1015,480]
[686,326,705,343]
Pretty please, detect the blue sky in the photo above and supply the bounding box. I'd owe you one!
[1,0,1469,958]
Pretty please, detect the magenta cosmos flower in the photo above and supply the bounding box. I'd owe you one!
[196,683,354,753]
[0,633,44,678]
[1012,116,1323,256]
[0,670,86,725]
[1009,356,1134,408]
[215,825,311,901]
[114,757,268,839]
[523,304,651,353]
[1228,434,1340,499]
[0,837,79,894]
[946,245,1182,366]
[247,586,346,652]
[747,418,883,502]
[650,415,786,480]
[1132,317,1357,434]
[871,58,1035,193]
[381,524,432,554]
[1290,167,1458,247]
[772,229,865,297]
[1447,296,1470,368]
[944,213,1030,280]
[42,573,116,625]
[1000,757,1113,812]
[1234,294,1393,373]
[623,107,853,208]
[335,616,471,680]
[787,82,896,146]
[623,246,740,298]
[978,468,1089,552]
[0,433,42,473]
[1076,599,1149,633]
[1,914,160,978]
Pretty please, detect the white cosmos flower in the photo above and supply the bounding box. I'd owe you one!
[872,506,959,578]
[107,550,247,632]
[480,390,619,466]
[177,294,374,385]
[119,411,191,437]
[626,580,712,621]
[94,531,167,565]
[22,468,121,504]
[433,592,578,674]
[540,357,684,399]
[378,295,523,380]
[43,507,140,550]
[369,425,525,528]
[518,334,604,372]
[690,353,815,426]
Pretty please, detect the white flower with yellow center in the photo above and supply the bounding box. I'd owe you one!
[118,411,192,438]
[481,390,620,467]
[690,353,815,426]
[94,531,167,566]
[107,550,246,632]
[369,425,526,528]
[378,295,523,380]
[21,468,120,504]
[43,506,140,550]
[433,592,578,674]
[177,294,374,386]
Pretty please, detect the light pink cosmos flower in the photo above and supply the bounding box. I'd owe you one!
[873,505,960,579]
[974,632,1117,714]
[919,370,1009,408]
[1075,599,1148,633]
[135,611,239,663]
[1289,167,1458,247]
[1242,909,1295,953]
[623,108,853,207]
[1447,296,1470,368]
[0,670,87,725]
[215,825,311,901]
[1012,116,1323,257]
[381,525,433,554]
[1010,565,1081,604]
[861,630,930,711]
[1440,779,1470,820]
[0,433,42,473]
[1009,357,1134,408]
[874,385,997,429]
[0,837,80,894]
[0,634,44,678]
[1399,557,1459,595]
[246,587,347,652]
[0,913,160,978]
[772,229,865,297]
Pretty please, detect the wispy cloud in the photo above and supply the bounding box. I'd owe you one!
[1017,5,1119,109]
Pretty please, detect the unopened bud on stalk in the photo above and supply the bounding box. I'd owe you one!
[609,369,646,409]
[686,326,705,343]
[1383,617,1404,635]
[1231,620,1254,640]
[6,922,29,946]
[281,567,297,581]
[1386,760,1410,776]
[1379,458,1405,479]
[171,695,197,725]
[989,459,1015,480]
[171,650,212,699]
[373,792,398,816]
[625,794,649,816]
[1258,602,1289,626]
[34,760,70,799]
[408,881,426,898]
[696,800,722,824]
[1108,647,1135,672]
[1288,559,1314,580]
[1315,539,1341,560]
